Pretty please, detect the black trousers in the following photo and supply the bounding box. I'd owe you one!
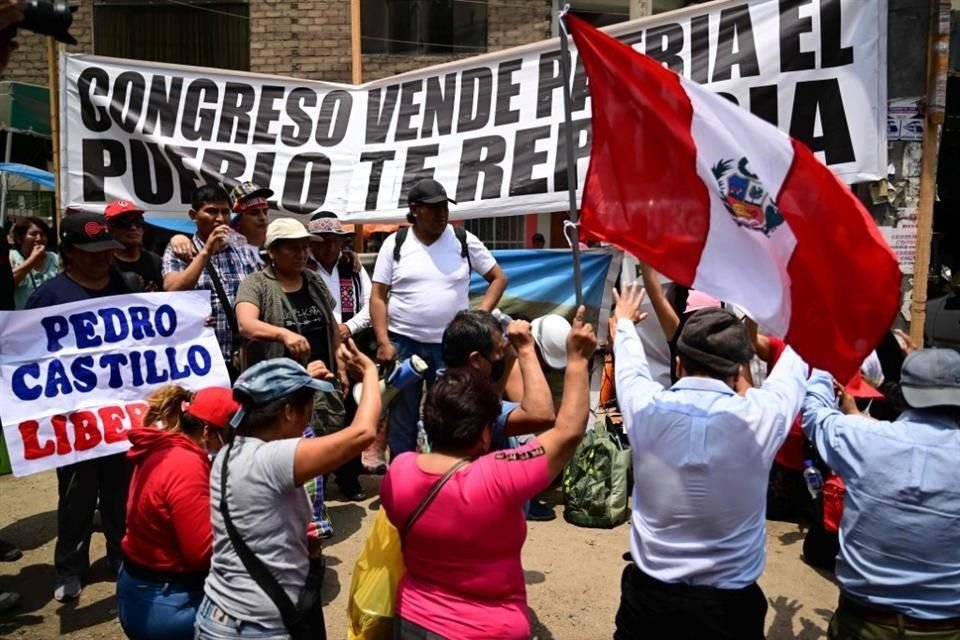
[55,453,131,578]
[614,563,768,640]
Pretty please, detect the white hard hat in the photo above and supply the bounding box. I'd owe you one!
[531,314,572,370]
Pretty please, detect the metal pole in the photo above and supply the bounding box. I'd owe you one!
[558,7,584,307]
[909,0,949,345]
[0,131,12,229]
[350,0,365,252]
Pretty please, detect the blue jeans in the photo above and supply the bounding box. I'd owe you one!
[194,596,289,639]
[116,565,204,640]
[386,333,445,456]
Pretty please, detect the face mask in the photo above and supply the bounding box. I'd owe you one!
[487,356,506,382]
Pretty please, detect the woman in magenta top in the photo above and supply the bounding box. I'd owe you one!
[381,306,597,640]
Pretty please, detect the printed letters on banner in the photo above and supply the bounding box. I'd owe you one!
[0,292,231,477]
[60,0,886,223]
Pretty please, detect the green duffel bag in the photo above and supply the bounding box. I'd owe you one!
[562,413,631,529]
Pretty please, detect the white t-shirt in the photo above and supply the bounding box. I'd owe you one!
[372,225,497,344]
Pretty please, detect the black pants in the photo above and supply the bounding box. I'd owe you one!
[614,563,768,640]
[55,453,131,578]
[394,616,446,640]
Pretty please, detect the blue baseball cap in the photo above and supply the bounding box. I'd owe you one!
[231,358,334,427]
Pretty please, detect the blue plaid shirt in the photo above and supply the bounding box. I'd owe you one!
[161,235,260,359]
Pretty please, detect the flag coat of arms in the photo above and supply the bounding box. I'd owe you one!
[567,15,901,380]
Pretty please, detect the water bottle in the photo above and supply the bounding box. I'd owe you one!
[416,419,431,453]
[803,460,824,499]
[491,308,513,333]
[352,355,429,417]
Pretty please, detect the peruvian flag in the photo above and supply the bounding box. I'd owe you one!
[568,15,901,380]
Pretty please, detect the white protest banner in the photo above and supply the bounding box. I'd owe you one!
[0,292,230,477]
[60,0,886,224]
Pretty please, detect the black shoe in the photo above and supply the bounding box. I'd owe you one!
[337,479,367,502]
[526,500,556,522]
[0,539,22,562]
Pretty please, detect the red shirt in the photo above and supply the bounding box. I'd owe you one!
[121,427,213,574]
[766,337,806,471]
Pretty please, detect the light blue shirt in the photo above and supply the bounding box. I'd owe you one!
[802,371,960,620]
[614,320,808,589]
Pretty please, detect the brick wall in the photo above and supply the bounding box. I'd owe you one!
[2,0,93,86]
[359,0,551,82]
[249,0,352,82]
[4,0,553,87]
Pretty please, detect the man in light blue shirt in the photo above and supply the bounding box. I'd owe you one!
[612,284,808,640]
[802,348,960,638]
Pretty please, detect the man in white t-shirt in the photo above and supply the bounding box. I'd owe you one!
[370,178,508,456]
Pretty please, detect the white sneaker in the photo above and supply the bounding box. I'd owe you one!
[53,576,81,602]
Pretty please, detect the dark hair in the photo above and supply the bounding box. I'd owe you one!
[12,217,51,252]
[442,310,499,368]
[532,233,545,241]
[678,353,734,380]
[423,368,501,452]
[191,183,230,211]
[232,385,315,435]
[310,211,339,220]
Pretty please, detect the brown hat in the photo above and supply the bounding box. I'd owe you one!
[677,308,755,377]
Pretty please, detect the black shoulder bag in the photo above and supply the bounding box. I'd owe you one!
[219,441,327,640]
[204,261,244,379]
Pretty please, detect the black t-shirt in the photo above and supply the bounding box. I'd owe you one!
[114,250,163,292]
[284,286,331,366]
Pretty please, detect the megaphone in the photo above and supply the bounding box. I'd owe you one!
[353,355,429,417]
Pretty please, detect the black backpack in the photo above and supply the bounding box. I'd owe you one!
[393,226,471,271]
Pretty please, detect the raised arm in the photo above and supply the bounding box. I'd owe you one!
[502,319,556,437]
[612,283,662,417]
[535,306,597,478]
[294,341,381,484]
[640,263,680,342]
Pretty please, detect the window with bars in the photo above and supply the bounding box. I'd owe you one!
[464,215,526,250]
[94,0,250,71]
[361,0,487,55]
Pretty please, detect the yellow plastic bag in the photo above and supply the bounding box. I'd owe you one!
[347,509,405,640]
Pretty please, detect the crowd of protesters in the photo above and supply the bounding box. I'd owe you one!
[0,175,958,640]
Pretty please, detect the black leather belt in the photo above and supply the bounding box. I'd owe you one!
[839,594,960,632]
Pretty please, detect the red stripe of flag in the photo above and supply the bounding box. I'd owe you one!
[571,13,708,286]
[779,140,902,378]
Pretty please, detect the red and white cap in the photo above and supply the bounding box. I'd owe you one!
[104,199,145,220]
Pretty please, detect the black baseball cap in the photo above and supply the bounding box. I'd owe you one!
[407,179,456,205]
[60,212,124,252]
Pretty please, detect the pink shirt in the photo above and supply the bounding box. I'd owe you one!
[381,438,551,639]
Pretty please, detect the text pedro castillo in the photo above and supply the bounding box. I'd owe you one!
[10,304,214,461]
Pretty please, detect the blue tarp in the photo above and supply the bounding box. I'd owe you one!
[0,163,53,189]
[145,216,196,234]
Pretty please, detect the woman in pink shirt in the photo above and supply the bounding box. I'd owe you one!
[381,306,597,640]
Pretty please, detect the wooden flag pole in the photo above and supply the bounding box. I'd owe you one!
[909,0,950,345]
[46,37,63,230]
[350,0,365,252]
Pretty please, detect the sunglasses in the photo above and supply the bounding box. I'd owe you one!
[110,216,145,230]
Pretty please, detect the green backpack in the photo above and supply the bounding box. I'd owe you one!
[562,413,632,529]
